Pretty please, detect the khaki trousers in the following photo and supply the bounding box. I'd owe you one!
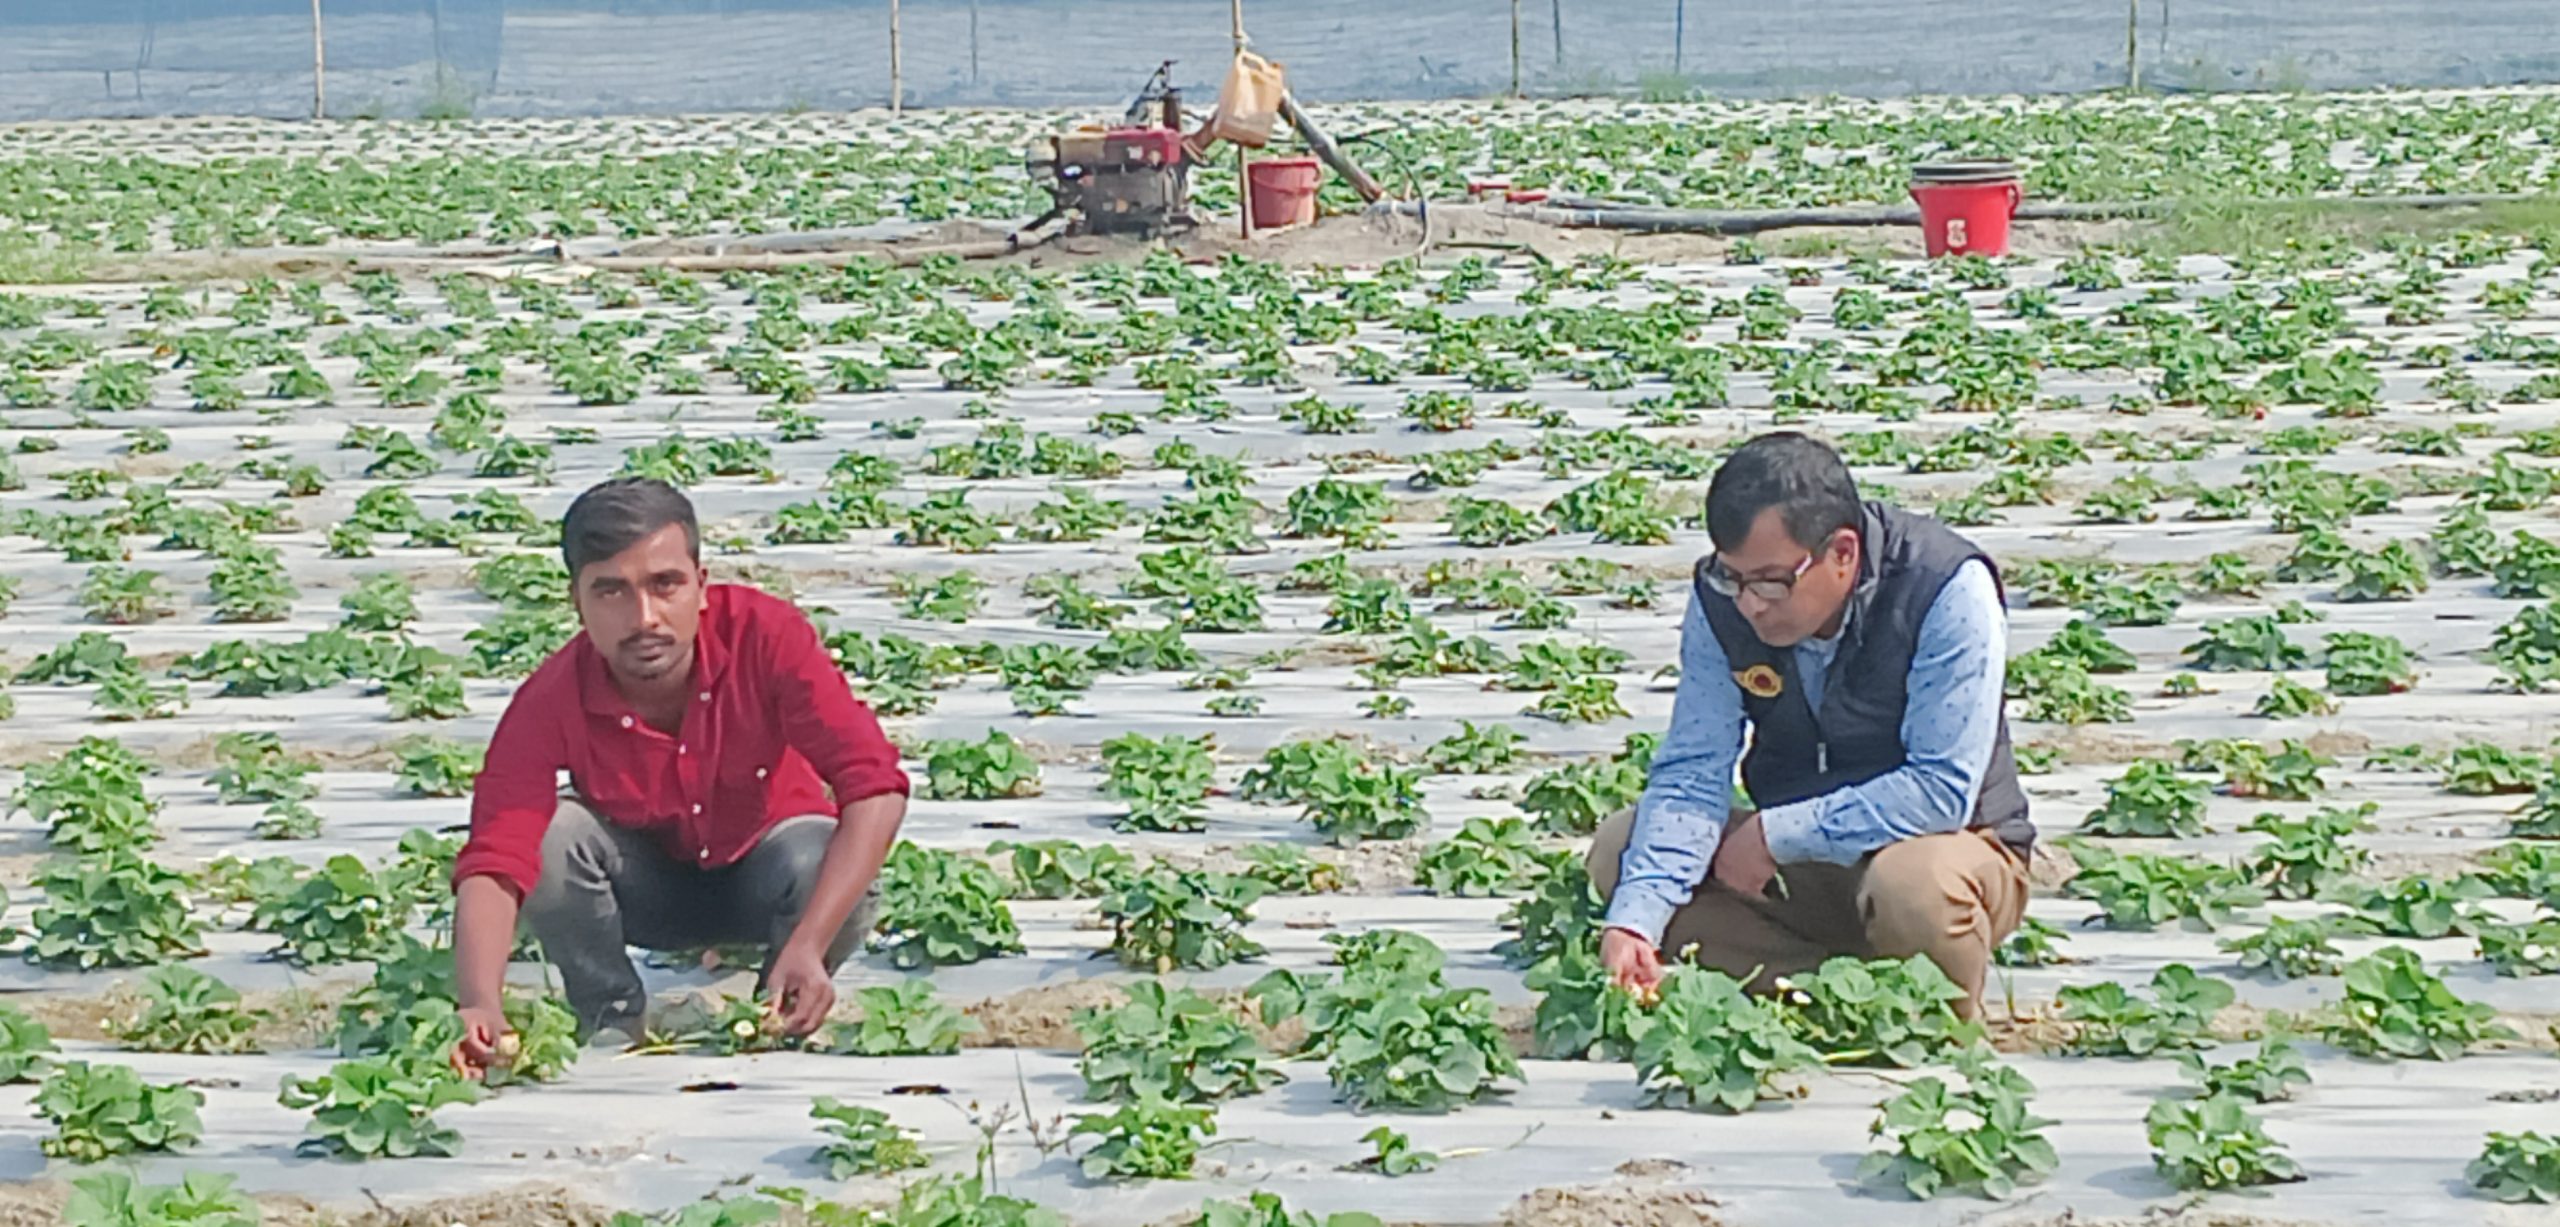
[1585,806,2030,1019]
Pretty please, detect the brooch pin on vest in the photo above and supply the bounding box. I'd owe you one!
[1735,664,1783,699]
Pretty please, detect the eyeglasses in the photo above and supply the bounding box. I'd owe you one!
[1703,551,1816,602]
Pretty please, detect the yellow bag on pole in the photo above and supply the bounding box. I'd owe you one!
[1205,51,1287,149]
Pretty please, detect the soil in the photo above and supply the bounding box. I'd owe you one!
[959,978,1131,1050]
[14,981,346,1049]
[1494,1173,1729,1227]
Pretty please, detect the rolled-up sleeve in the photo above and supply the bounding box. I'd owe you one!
[1603,588,1745,947]
[766,606,911,804]
[454,677,571,899]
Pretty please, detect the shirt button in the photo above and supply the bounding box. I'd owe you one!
[692,804,703,814]
[677,744,687,755]
[698,848,711,861]
[619,715,634,729]
[755,767,768,780]
[699,691,711,703]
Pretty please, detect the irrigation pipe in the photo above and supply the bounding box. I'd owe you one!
[1466,191,2549,235]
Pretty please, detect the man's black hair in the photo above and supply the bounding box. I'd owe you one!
[1704,432,1864,553]
[561,477,699,577]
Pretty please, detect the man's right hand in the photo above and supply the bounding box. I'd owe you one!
[1600,926,1664,994]
[450,1004,511,1081]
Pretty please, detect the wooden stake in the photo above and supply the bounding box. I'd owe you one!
[1234,0,1252,238]
[1509,0,1522,97]
[1674,0,1685,74]
[1550,0,1562,67]
[889,0,903,114]
[970,0,981,86]
[2125,0,2141,91]
[310,0,326,120]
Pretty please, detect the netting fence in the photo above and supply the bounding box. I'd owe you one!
[5,0,2560,122]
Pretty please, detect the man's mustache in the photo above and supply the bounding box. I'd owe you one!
[620,633,677,652]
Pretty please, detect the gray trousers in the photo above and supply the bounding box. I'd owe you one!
[523,799,882,1036]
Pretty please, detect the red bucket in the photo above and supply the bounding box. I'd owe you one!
[1909,160,2021,258]
[1247,156,1322,230]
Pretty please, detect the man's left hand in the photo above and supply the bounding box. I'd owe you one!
[1709,809,1778,898]
[764,943,837,1037]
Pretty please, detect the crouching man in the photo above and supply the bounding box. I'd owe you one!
[1592,432,2034,1018]
[449,477,910,1075]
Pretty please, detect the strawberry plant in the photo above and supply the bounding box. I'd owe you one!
[1425,721,1525,773]
[1073,980,1282,1105]
[809,1097,927,1177]
[2340,873,2498,940]
[1633,965,1818,1113]
[11,736,161,853]
[1995,917,2071,968]
[920,730,1043,800]
[111,965,264,1054]
[2081,760,2209,837]
[1072,1096,1215,1180]
[2008,657,2132,725]
[392,736,483,797]
[825,979,978,1056]
[2443,742,2548,795]
[210,732,318,805]
[2056,964,2234,1056]
[1297,754,1426,846]
[28,850,204,969]
[1355,1124,1439,1176]
[2177,1033,2312,1102]
[872,841,1024,969]
[1516,748,1651,836]
[989,839,1136,899]
[1778,954,1980,1068]
[2147,1093,2302,1190]
[2320,945,2515,1060]
[208,547,298,621]
[2065,844,2261,931]
[2322,630,2417,695]
[2491,604,2560,692]
[278,1054,480,1159]
[2468,1131,2560,1203]
[1858,1047,2058,1199]
[252,854,412,965]
[1101,733,1216,832]
[2476,918,2560,976]
[1235,844,1343,894]
[62,1171,261,1227]
[2218,738,2332,801]
[2239,803,2374,898]
[2183,616,2307,672]
[2253,674,2338,718]
[1415,817,1542,896]
[36,1062,205,1161]
[1099,865,1267,972]
[79,565,172,625]
[2218,914,2361,979]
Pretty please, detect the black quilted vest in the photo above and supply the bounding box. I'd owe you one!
[1694,501,2035,862]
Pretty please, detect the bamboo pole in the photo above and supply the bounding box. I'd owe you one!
[889,0,903,114]
[970,0,981,86]
[2124,0,2140,91]
[310,0,326,120]
[1674,0,1685,74]
[1509,0,1522,97]
[1549,0,1562,67]
[1233,0,1252,238]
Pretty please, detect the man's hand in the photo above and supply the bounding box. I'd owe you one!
[449,1004,511,1081]
[764,942,836,1037]
[1709,808,1778,898]
[1600,926,1664,994]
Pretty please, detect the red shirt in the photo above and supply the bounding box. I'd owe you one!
[455,583,910,898]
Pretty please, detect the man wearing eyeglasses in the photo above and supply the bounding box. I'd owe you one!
[1590,431,2034,1018]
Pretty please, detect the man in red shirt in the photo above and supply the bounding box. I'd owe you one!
[447,477,911,1075]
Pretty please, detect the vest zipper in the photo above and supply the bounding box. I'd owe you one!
[1817,741,1829,774]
